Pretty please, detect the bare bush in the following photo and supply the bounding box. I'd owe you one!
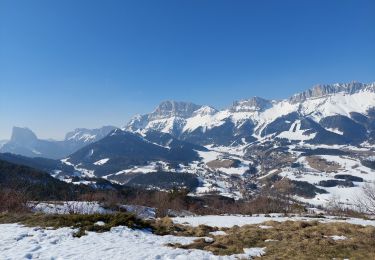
[79,191,123,211]
[356,181,375,215]
[257,178,296,214]
[0,189,28,213]
[326,195,345,216]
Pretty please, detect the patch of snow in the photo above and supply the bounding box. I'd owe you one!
[183,109,224,133]
[173,214,375,228]
[238,247,266,258]
[61,158,95,178]
[204,237,214,243]
[93,158,110,166]
[121,205,156,219]
[328,235,347,241]
[259,225,273,229]
[107,162,160,177]
[265,239,279,242]
[258,169,279,180]
[30,201,110,215]
[61,158,74,166]
[31,149,42,155]
[197,150,221,163]
[94,221,106,226]
[209,230,227,236]
[277,120,316,141]
[325,128,344,135]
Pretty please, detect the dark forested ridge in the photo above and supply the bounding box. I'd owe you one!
[0,159,91,200]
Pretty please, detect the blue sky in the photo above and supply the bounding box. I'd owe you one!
[1,0,374,140]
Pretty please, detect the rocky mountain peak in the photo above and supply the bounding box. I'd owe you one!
[150,101,202,120]
[230,97,272,112]
[10,127,38,145]
[193,106,218,116]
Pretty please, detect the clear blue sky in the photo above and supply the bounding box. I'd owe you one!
[1,0,374,140]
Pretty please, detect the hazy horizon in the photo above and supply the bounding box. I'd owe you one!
[1,0,374,140]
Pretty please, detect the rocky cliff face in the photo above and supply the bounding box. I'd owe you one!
[230,97,272,112]
[10,127,38,145]
[149,101,202,120]
[289,82,374,103]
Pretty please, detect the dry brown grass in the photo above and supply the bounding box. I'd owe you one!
[171,220,375,259]
[152,217,218,237]
[206,159,240,169]
[306,156,341,172]
[1,210,374,258]
[0,212,151,237]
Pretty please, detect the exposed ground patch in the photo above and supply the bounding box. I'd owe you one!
[171,220,375,259]
[306,156,342,172]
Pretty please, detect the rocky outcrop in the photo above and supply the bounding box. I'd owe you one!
[289,82,373,103]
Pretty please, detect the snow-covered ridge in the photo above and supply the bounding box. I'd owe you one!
[65,126,116,143]
[67,132,96,142]
[125,82,375,141]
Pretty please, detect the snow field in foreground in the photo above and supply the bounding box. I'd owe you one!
[0,224,264,260]
[2,214,374,259]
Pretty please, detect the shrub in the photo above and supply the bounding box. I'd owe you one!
[0,189,28,213]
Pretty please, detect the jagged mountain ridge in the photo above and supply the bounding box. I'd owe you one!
[125,82,375,146]
[289,82,375,103]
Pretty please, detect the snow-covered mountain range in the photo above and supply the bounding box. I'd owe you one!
[125,82,375,147]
